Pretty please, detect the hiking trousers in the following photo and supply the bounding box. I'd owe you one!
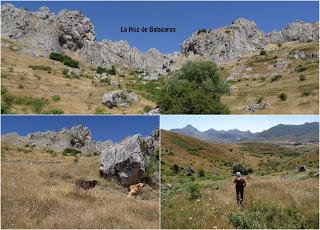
[236,188,244,205]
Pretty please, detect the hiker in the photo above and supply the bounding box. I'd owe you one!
[233,172,246,206]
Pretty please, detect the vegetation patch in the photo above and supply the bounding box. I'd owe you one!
[63,148,81,156]
[158,61,230,114]
[228,202,311,229]
[96,66,116,75]
[50,52,79,68]
[29,65,52,73]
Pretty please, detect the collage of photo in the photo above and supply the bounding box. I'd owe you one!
[1,1,319,229]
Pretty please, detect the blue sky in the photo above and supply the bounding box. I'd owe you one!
[1,116,159,142]
[3,1,319,53]
[161,115,319,133]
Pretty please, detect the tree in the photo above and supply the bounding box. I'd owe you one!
[232,163,249,175]
[158,61,230,114]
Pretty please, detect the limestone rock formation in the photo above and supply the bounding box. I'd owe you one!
[100,130,158,186]
[181,18,267,63]
[102,90,139,108]
[266,21,319,43]
[2,125,111,155]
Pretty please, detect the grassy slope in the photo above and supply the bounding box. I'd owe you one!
[1,143,159,229]
[161,131,319,229]
[1,38,156,114]
[221,41,319,114]
[1,38,318,114]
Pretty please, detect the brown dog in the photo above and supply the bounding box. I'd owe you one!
[128,183,145,198]
[75,179,98,191]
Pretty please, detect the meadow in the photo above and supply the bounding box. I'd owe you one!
[1,143,159,229]
[161,131,319,229]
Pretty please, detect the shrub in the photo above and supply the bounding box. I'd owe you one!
[257,95,264,104]
[171,164,180,174]
[63,148,81,156]
[43,108,64,114]
[63,58,79,68]
[96,66,116,75]
[29,98,48,114]
[198,169,205,177]
[301,89,312,97]
[51,95,61,102]
[143,105,153,113]
[197,29,207,34]
[158,61,230,114]
[232,163,248,175]
[94,107,109,114]
[296,65,307,72]
[299,74,306,81]
[184,183,201,200]
[279,93,287,101]
[271,74,282,82]
[260,49,267,55]
[49,52,79,68]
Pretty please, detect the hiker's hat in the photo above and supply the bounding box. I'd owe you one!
[236,172,241,177]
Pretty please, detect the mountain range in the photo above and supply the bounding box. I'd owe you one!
[170,122,319,144]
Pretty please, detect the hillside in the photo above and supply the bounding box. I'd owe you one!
[170,122,319,144]
[161,130,319,229]
[1,3,319,114]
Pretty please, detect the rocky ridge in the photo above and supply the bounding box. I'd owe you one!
[1,3,318,76]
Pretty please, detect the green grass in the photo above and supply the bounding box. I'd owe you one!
[228,202,312,229]
[170,138,202,155]
[29,65,52,73]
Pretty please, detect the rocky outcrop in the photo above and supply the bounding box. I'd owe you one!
[242,102,271,113]
[181,18,267,63]
[100,130,159,186]
[2,125,111,155]
[266,21,319,44]
[1,3,171,75]
[102,90,139,108]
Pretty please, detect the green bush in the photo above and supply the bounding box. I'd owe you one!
[232,163,249,175]
[198,169,205,177]
[158,61,230,114]
[299,74,306,81]
[279,93,287,101]
[184,183,201,200]
[143,105,153,113]
[301,89,312,97]
[49,52,79,68]
[271,74,282,82]
[256,95,264,104]
[100,78,111,84]
[296,65,307,72]
[197,29,208,34]
[43,108,64,114]
[94,107,109,114]
[63,148,81,156]
[96,65,117,75]
[51,95,61,102]
[171,164,180,174]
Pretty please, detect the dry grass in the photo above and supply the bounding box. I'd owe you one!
[221,41,319,114]
[1,144,159,229]
[1,39,155,114]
